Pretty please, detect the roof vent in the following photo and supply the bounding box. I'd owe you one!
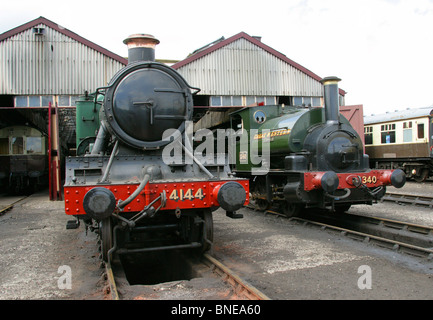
[33,27,45,35]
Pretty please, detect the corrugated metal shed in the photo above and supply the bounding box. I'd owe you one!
[364,106,433,125]
[173,32,345,98]
[0,17,127,96]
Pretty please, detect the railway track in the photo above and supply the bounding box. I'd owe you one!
[248,205,433,261]
[291,213,433,260]
[0,195,29,216]
[382,192,433,208]
[104,253,271,300]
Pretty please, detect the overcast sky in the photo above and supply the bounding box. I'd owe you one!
[1,0,433,115]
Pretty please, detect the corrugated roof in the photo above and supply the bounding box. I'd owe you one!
[363,106,433,124]
[172,32,346,96]
[0,16,127,95]
[0,16,127,65]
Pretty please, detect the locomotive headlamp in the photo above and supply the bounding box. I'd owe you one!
[309,171,340,192]
[213,181,247,212]
[320,171,340,193]
[83,187,116,221]
[390,169,406,188]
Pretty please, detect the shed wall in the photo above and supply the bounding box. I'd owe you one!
[0,23,125,95]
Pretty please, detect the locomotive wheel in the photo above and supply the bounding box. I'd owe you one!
[253,177,269,211]
[413,169,429,182]
[282,201,303,217]
[100,217,113,262]
[254,198,270,211]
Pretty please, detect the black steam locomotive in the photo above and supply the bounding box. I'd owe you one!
[230,77,406,216]
[64,34,249,262]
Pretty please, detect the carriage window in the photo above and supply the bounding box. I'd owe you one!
[418,123,425,139]
[11,137,24,154]
[403,121,413,142]
[0,138,8,154]
[26,137,43,154]
[364,126,373,145]
[403,121,412,129]
[381,123,395,144]
[403,129,412,142]
[381,132,395,144]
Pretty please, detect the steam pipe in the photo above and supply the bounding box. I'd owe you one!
[91,121,108,155]
[117,168,151,210]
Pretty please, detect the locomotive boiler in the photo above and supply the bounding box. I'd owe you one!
[231,77,405,216]
[64,34,249,262]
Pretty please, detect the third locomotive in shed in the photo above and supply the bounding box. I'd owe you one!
[230,77,406,216]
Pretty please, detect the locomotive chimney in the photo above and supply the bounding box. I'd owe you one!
[123,34,160,63]
[320,76,341,124]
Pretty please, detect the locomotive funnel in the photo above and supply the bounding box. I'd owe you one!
[321,76,341,124]
[124,34,160,63]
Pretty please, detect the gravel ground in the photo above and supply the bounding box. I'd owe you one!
[352,181,433,226]
[0,191,105,300]
[0,180,432,300]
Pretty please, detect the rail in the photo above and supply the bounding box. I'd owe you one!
[104,253,271,300]
[382,192,433,208]
[105,262,120,300]
[0,196,29,216]
[288,215,433,260]
[203,253,271,300]
[253,206,433,261]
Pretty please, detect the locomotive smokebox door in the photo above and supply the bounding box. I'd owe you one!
[101,34,194,150]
